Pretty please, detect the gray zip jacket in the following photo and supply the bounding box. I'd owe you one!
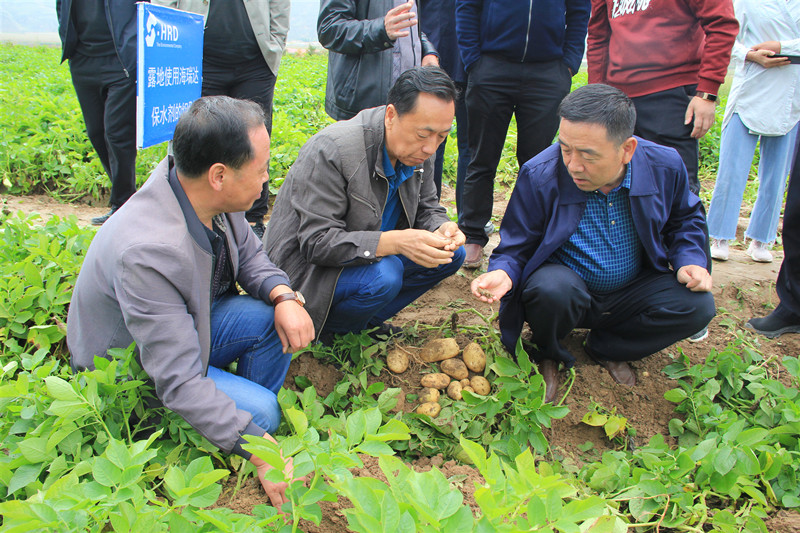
[67,157,291,454]
[153,0,290,74]
[265,106,449,335]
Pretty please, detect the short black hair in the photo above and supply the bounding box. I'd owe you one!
[558,84,636,145]
[387,66,457,116]
[173,96,266,178]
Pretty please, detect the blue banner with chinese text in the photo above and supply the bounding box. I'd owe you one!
[136,3,204,148]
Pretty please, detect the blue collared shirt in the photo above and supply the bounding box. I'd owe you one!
[380,146,415,231]
[548,164,643,293]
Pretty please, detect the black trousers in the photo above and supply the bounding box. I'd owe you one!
[776,135,800,318]
[202,56,277,222]
[521,264,716,366]
[69,53,137,209]
[432,81,469,201]
[631,85,700,195]
[459,55,571,245]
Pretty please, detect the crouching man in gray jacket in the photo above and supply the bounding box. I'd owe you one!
[266,67,465,341]
[67,96,314,509]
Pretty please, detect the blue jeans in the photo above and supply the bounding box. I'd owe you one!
[323,248,466,334]
[207,294,292,434]
[707,113,799,244]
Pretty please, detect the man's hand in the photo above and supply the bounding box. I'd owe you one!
[377,229,458,268]
[677,265,712,292]
[435,221,466,251]
[684,97,716,139]
[422,54,439,67]
[249,433,295,513]
[746,48,791,69]
[384,1,417,40]
[471,269,513,303]
[270,285,315,353]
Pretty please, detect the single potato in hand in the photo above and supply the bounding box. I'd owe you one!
[470,376,491,395]
[419,338,460,363]
[420,373,451,389]
[462,342,486,373]
[386,349,409,373]
[440,358,469,380]
[416,402,442,417]
[418,387,440,404]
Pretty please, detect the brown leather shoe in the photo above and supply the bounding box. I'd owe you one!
[584,339,636,386]
[463,243,483,268]
[538,359,560,403]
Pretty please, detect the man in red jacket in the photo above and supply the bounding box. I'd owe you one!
[587,0,738,195]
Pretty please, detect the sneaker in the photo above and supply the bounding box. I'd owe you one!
[687,326,709,343]
[484,221,495,236]
[747,240,773,263]
[710,239,729,261]
[91,207,118,226]
[746,311,800,338]
[250,221,266,240]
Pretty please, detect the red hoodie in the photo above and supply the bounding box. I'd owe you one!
[587,0,738,97]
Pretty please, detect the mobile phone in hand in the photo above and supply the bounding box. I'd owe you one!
[775,55,800,64]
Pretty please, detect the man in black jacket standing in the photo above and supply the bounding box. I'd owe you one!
[318,0,440,121]
[456,0,591,268]
[57,0,138,226]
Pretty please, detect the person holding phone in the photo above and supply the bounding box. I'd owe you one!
[706,0,800,264]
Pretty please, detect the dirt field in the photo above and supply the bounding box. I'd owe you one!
[3,188,799,531]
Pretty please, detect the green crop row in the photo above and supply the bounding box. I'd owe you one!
[0,212,797,532]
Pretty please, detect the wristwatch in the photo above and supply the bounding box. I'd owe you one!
[272,290,305,307]
[695,91,718,102]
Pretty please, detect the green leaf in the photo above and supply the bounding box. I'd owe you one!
[736,428,769,447]
[490,356,521,377]
[712,447,736,475]
[7,463,43,496]
[43,376,78,401]
[355,440,393,457]
[663,388,687,403]
[285,407,308,436]
[93,457,121,488]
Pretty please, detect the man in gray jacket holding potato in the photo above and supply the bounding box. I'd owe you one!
[266,67,465,341]
[68,96,314,510]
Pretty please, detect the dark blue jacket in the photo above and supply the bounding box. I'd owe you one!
[56,0,139,76]
[490,138,709,353]
[455,0,590,74]
[420,0,465,84]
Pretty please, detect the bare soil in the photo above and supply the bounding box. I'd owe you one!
[5,187,799,531]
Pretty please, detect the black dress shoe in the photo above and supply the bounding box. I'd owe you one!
[91,207,118,226]
[583,338,636,386]
[746,309,800,338]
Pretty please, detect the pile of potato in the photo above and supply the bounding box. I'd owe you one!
[385,338,492,418]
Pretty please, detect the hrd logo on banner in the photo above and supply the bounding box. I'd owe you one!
[136,3,204,149]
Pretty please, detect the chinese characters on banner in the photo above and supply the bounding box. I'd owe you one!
[136,3,204,149]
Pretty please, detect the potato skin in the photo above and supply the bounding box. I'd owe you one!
[440,358,469,380]
[462,342,487,373]
[419,338,460,363]
[418,387,440,404]
[463,386,475,394]
[470,376,491,395]
[416,402,442,417]
[447,381,463,400]
[420,373,451,389]
[460,379,471,387]
[386,349,409,373]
